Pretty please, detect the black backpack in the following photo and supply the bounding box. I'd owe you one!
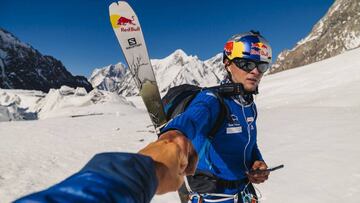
[161,83,248,139]
[162,84,223,139]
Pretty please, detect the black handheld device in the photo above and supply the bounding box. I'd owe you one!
[249,164,284,174]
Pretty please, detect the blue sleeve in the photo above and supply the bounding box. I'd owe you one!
[14,153,158,203]
[161,90,221,140]
[252,104,264,161]
[252,144,264,162]
[252,104,264,162]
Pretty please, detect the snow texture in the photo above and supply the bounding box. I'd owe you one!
[1,48,360,202]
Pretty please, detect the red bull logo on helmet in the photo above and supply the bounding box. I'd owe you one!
[251,42,269,57]
[110,14,140,32]
[224,42,234,56]
[224,41,245,60]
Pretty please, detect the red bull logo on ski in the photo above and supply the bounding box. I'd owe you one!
[117,16,136,26]
[250,42,269,57]
[110,14,140,32]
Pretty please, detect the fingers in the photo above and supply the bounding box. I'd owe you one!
[185,148,198,175]
[143,140,184,194]
[247,172,269,184]
[247,173,268,184]
[251,160,267,170]
[247,160,269,184]
[139,131,198,194]
[184,138,198,175]
[159,130,198,175]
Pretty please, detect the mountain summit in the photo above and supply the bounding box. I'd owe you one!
[90,49,226,96]
[89,63,127,92]
[270,0,360,73]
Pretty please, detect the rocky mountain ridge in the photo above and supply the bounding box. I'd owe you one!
[0,28,93,92]
[270,0,360,73]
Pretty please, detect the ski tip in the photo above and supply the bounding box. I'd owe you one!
[109,1,130,9]
[109,1,120,10]
[109,1,133,15]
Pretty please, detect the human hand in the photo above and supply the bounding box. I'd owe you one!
[246,160,269,184]
[139,130,198,194]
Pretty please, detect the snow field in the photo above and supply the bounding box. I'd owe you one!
[1,48,360,202]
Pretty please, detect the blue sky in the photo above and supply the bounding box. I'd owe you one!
[1,0,334,77]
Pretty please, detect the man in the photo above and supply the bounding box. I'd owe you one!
[160,31,272,203]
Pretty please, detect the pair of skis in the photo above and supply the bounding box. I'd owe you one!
[109,1,166,133]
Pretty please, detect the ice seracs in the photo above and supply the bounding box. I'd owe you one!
[0,86,134,121]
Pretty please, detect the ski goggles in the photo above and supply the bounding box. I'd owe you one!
[232,58,270,73]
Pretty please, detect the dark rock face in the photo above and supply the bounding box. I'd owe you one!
[270,0,360,74]
[0,28,93,92]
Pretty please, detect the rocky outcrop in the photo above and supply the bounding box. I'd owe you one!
[271,0,360,73]
[0,28,93,92]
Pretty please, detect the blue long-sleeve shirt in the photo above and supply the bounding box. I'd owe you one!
[15,153,158,203]
[161,90,263,181]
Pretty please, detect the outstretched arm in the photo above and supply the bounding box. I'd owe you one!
[15,134,198,203]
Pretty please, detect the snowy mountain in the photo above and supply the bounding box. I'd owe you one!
[91,49,226,96]
[1,47,360,203]
[152,49,225,93]
[0,28,93,92]
[270,0,360,73]
[89,63,127,92]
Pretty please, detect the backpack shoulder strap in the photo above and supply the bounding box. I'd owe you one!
[207,91,229,140]
[205,83,249,140]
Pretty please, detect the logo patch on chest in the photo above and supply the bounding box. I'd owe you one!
[226,126,242,134]
[247,117,254,123]
[226,114,242,134]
